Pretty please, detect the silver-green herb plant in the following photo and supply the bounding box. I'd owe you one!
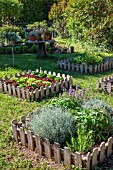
[27,105,76,144]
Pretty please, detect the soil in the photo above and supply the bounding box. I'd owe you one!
[15,144,113,170]
[97,154,113,170]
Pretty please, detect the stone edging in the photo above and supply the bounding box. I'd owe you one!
[12,116,113,170]
[0,69,73,101]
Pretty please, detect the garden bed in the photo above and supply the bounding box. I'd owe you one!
[0,69,73,101]
[12,116,113,170]
[58,58,113,74]
[97,74,113,93]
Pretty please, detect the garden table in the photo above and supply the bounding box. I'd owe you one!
[28,39,55,58]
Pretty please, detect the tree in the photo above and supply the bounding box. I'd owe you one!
[66,0,113,49]
[49,0,68,38]
[0,0,22,25]
[18,0,57,23]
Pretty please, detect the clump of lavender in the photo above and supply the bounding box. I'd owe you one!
[68,83,85,99]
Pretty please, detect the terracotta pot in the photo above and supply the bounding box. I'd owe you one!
[37,34,42,41]
[29,36,36,41]
[44,35,50,41]
[49,34,52,40]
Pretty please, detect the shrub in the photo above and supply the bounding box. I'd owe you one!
[14,46,21,54]
[0,46,4,54]
[67,124,94,153]
[31,45,37,53]
[75,109,112,142]
[82,98,112,114]
[27,106,76,144]
[47,95,81,114]
[5,47,12,54]
[22,45,28,53]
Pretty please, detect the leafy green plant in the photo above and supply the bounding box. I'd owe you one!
[5,47,12,54]
[82,98,112,114]
[75,109,112,142]
[27,106,76,144]
[0,46,4,54]
[42,81,51,85]
[47,74,56,79]
[38,72,47,78]
[54,77,63,81]
[47,95,81,114]
[31,45,38,53]
[14,46,21,54]
[67,124,94,153]
[22,45,28,53]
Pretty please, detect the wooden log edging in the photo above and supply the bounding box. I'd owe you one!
[11,116,113,170]
[97,75,113,94]
[58,58,113,74]
[0,69,73,101]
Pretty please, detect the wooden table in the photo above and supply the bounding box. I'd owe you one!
[28,40,55,57]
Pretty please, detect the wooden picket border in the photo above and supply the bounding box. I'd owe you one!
[0,69,73,101]
[58,58,113,74]
[97,74,113,93]
[11,116,113,170]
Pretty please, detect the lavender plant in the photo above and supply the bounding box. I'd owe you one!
[82,98,112,114]
[27,106,76,144]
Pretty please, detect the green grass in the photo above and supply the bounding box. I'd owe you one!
[0,53,113,169]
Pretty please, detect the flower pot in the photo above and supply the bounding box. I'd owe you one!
[29,36,36,41]
[44,35,50,41]
[37,33,42,41]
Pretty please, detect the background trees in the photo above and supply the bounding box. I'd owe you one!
[0,0,22,25]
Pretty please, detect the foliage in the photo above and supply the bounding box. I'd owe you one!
[22,45,28,53]
[27,20,48,33]
[27,106,76,144]
[66,0,113,50]
[82,98,112,113]
[5,47,12,54]
[75,108,112,142]
[14,46,21,54]
[30,45,38,54]
[49,0,68,38]
[67,124,94,153]
[0,54,113,169]
[0,0,22,25]
[18,0,57,23]
[72,52,103,65]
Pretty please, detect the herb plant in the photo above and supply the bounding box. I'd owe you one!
[27,106,76,144]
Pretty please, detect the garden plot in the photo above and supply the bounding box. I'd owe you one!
[11,88,113,170]
[58,57,113,74]
[97,74,113,93]
[0,69,73,101]
[12,114,113,170]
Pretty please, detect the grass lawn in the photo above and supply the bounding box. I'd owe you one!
[0,53,113,169]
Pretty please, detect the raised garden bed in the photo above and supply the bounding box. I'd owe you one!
[0,69,73,101]
[97,74,113,93]
[58,58,113,74]
[12,116,113,170]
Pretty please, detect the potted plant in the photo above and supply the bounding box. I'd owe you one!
[29,31,37,41]
[44,31,52,41]
[37,32,42,41]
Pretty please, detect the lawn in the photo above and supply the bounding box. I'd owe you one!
[0,53,113,169]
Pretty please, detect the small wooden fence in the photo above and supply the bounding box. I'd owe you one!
[97,74,113,93]
[12,116,113,170]
[0,69,73,101]
[58,58,113,74]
